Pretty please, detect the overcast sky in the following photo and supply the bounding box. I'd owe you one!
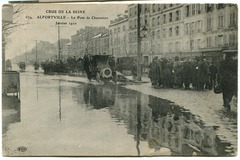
[5,3,128,59]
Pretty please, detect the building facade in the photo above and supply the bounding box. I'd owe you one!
[68,4,237,65]
[109,11,129,57]
[89,32,110,55]
[199,4,238,64]
[70,26,108,57]
[110,3,237,65]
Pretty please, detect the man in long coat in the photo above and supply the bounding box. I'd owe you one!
[182,58,193,89]
[149,57,162,86]
[173,56,182,88]
[198,57,208,90]
[219,54,237,110]
[83,54,93,81]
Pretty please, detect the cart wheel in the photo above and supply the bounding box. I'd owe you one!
[96,73,100,83]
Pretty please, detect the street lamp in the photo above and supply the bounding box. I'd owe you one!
[136,4,148,81]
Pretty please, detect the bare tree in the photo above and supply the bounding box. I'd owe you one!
[2,5,28,71]
[2,5,28,39]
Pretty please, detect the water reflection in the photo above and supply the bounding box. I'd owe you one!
[83,83,116,109]
[71,84,234,156]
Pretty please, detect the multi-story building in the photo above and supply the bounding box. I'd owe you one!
[182,4,206,58]
[71,26,108,57]
[99,32,110,55]
[89,32,109,55]
[109,11,129,57]
[128,4,151,59]
[199,4,238,64]
[110,3,237,66]
[152,4,184,60]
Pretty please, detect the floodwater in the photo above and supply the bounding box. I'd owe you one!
[2,71,237,156]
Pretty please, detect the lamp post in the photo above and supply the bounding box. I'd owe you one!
[136,4,148,81]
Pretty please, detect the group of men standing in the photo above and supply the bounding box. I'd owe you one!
[148,54,237,110]
[148,56,218,90]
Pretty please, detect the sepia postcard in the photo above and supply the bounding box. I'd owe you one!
[1,1,238,157]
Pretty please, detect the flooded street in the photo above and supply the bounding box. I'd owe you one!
[2,71,237,156]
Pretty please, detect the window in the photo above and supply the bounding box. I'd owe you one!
[207,37,212,47]
[123,25,126,31]
[158,4,161,11]
[129,20,132,29]
[110,30,112,35]
[152,18,155,27]
[185,23,189,34]
[145,5,148,13]
[216,35,223,47]
[197,21,202,33]
[163,14,166,24]
[175,42,180,51]
[157,16,160,25]
[129,8,132,17]
[140,17,143,27]
[170,4,173,7]
[163,4,166,9]
[134,19,137,28]
[192,4,196,15]
[217,4,226,10]
[169,43,173,52]
[145,15,148,25]
[169,13,173,22]
[206,4,214,13]
[176,26,179,36]
[157,30,160,39]
[140,5,143,14]
[197,39,201,48]
[176,10,180,21]
[230,12,236,26]
[207,18,212,31]
[152,4,155,13]
[134,6,137,15]
[163,28,166,38]
[190,40,194,50]
[196,4,201,14]
[118,27,120,32]
[215,36,218,46]
[169,28,172,37]
[229,34,236,47]
[134,31,137,41]
[151,31,155,39]
[190,22,195,35]
[186,5,190,17]
[114,28,117,33]
[218,15,224,28]
[129,33,132,42]
[223,35,227,46]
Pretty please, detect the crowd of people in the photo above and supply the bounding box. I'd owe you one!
[148,54,237,110]
[149,56,219,90]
